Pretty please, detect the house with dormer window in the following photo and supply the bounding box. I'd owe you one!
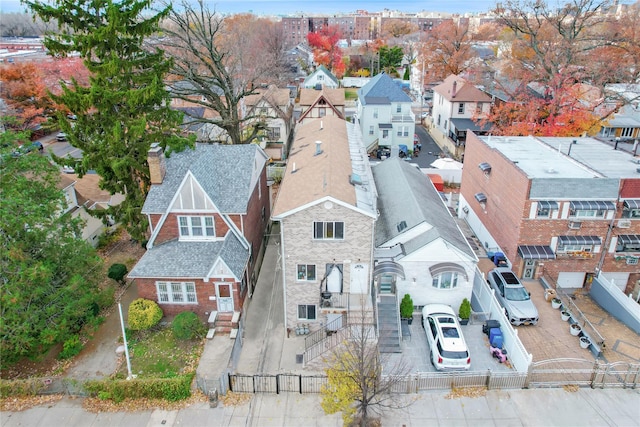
[302,65,340,89]
[298,87,346,124]
[128,143,270,328]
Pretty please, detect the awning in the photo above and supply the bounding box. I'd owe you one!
[373,261,405,279]
[429,263,468,281]
[617,235,640,245]
[450,118,491,132]
[569,201,616,211]
[518,245,556,259]
[537,201,559,210]
[623,200,640,209]
[558,235,602,245]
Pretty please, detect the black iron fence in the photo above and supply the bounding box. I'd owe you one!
[228,373,327,394]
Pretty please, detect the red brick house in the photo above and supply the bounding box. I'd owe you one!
[128,143,270,325]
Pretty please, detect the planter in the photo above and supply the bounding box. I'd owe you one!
[551,298,562,309]
[561,310,571,321]
[580,336,591,349]
[570,323,582,336]
[459,318,469,326]
[403,317,413,325]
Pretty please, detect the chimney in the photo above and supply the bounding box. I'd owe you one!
[314,140,323,155]
[148,143,166,184]
[452,80,457,98]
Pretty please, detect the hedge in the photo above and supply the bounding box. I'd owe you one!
[0,378,48,397]
[83,373,194,402]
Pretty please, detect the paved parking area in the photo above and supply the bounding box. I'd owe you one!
[386,316,514,373]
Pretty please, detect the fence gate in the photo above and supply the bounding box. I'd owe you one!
[591,362,640,389]
[528,358,596,388]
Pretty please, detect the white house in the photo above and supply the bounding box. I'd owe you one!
[302,65,340,89]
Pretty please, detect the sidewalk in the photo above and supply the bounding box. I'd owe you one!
[3,388,638,426]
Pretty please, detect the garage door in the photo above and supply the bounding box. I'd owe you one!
[600,272,630,291]
[557,272,586,289]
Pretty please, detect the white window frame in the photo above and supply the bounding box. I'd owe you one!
[572,209,605,218]
[313,221,344,240]
[178,216,215,239]
[556,244,593,254]
[432,272,459,289]
[369,125,374,135]
[297,264,317,281]
[297,304,317,320]
[396,104,402,113]
[156,281,197,304]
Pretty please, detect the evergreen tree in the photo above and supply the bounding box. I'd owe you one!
[25,0,193,241]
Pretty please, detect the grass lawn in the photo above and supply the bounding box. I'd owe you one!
[117,326,204,379]
[345,88,358,100]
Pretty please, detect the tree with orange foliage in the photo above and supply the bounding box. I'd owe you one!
[420,20,475,84]
[0,62,54,132]
[307,25,345,78]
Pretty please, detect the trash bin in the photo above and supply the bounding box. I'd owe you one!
[544,288,556,302]
[208,389,219,408]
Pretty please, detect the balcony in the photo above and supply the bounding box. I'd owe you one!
[319,291,349,309]
[390,112,415,123]
[557,251,594,259]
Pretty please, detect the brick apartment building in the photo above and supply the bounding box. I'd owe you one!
[459,133,640,296]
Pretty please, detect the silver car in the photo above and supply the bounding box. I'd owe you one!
[487,268,539,326]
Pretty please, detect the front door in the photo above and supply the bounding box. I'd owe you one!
[351,263,369,294]
[523,260,535,279]
[216,283,234,312]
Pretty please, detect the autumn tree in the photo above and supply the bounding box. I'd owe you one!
[160,1,269,145]
[0,63,53,132]
[0,128,107,365]
[320,313,413,426]
[381,19,418,40]
[25,0,192,242]
[307,25,346,77]
[420,20,476,84]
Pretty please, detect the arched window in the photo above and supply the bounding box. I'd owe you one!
[432,272,459,289]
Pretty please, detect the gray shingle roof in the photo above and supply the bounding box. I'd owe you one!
[372,157,474,259]
[142,144,265,214]
[128,232,249,279]
[358,73,412,106]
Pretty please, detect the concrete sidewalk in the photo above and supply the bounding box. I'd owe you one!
[3,388,638,426]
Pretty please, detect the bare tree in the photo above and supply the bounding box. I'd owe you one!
[320,301,414,426]
[160,0,266,145]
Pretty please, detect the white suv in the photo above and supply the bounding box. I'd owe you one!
[422,304,471,371]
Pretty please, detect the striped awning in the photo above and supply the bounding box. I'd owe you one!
[373,261,405,279]
[569,201,616,211]
[623,200,640,209]
[558,235,602,245]
[518,245,556,259]
[429,263,468,281]
[537,201,559,210]
[617,235,640,245]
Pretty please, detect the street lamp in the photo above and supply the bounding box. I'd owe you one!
[118,302,133,380]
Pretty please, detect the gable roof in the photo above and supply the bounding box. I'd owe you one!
[142,144,268,214]
[357,72,412,106]
[303,65,339,87]
[128,231,249,280]
[434,74,492,103]
[272,115,376,218]
[299,88,345,107]
[372,157,475,259]
[244,85,291,109]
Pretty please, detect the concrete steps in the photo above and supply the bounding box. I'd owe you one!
[377,295,401,353]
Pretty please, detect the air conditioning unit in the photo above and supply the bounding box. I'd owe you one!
[618,219,631,229]
[568,220,582,230]
[626,257,639,265]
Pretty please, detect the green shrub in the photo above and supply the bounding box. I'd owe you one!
[459,298,471,320]
[399,293,414,319]
[172,311,205,340]
[0,378,47,397]
[58,335,83,360]
[128,299,163,331]
[84,374,193,402]
[108,263,128,285]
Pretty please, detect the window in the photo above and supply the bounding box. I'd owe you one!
[571,209,605,218]
[318,107,326,117]
[267,127,281,140]
[298,304,317,320]
[458,103,464,114]
[557,244,592,254]
[178,216,215,238]
[621,127,633,137]
[476,102,483,114]
[396,104,402,113]
[373,108,378,118]
[397,126,408,137]
[369,125,374,135]
[432,272,459,289]
[622,207,640,218]
[437,114,441,125]
[297,264,316,281]
[615,236,640,253]
[317,74,324,80]
[156,281,197,304]
[313,221,344,240]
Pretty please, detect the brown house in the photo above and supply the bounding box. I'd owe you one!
[129,143,270,329]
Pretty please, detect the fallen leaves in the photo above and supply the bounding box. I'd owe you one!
[562,384,579,393]
[83,391,208,413]
[0,395,64,412]
[445,386,487,399]
[220,391,253,406]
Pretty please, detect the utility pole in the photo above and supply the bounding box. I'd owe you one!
[118,302,133,380]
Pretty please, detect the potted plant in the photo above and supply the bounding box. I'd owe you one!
[399,293,414,325]
[458,298,471,325]
[561,310,571,321]
[570,322,582,336]
[580,336,591,349]
[551,297,562,309]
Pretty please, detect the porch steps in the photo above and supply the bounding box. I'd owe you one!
[377,295,401,353]
[211,311,241,334]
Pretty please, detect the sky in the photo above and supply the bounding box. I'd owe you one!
[1,0,501,15]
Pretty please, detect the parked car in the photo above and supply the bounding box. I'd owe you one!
[487,268,539,326]
[13,141,44,157]
[56,132,67,141]
[421,304,471,371]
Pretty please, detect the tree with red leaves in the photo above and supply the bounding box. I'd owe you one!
[307,25,345,78]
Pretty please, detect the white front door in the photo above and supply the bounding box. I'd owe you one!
[216,283,234,312]
[327,267,342,293]
[350,263,369,294]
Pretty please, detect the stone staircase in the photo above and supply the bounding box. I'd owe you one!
[377,294,401,353]
[207,311,240,339]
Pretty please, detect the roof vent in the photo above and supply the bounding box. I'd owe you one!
[314,140,323,156]
[546,168,558,174]
[320,120,323,130]
[350,173,363,185]
[474,192,487,203]
[478,162,492,173]
[397,220,407,232]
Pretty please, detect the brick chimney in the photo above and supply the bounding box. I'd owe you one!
[148,143,166,185]
[451,80,457,98]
